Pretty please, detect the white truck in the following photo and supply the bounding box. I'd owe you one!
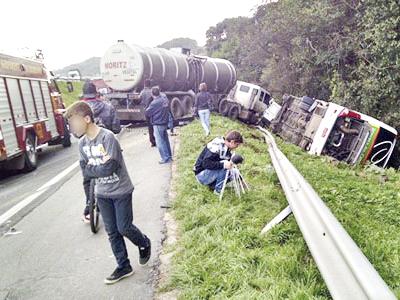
[217,80,272,124]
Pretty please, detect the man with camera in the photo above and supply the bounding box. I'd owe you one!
[193,130,243,194]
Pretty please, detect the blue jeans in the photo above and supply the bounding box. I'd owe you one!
[198,109,210,135]
[196,168,227,192]
[97,193,149,269]
[153,124,172,162]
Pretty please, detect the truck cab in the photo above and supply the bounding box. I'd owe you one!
[218,80,271,124]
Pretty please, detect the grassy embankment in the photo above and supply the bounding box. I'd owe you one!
[160,114,400,299]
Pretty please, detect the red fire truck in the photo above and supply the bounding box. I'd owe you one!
[0,53,71,172]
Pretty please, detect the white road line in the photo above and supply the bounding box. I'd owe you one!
[37,161,79,192]
[0,161,79,226]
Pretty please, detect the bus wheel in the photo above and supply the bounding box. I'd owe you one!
[228,105,240,119]
[218,98,229,116]
[171,97,184,118]
[182,96,194,115]
[23,134,38,172]
[62,122,72,148]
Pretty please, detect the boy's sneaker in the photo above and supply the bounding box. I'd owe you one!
[104,266,134,285]
[139,237,151,265]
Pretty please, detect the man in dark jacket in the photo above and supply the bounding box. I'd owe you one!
[81,81,121,134]
[145,87,172,164]
[194,130,243,194]
[140,79,156,147]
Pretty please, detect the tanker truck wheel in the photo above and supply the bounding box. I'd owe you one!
[218,98,229,116]
[23,133,38,172]
[228,105,240,120]
[182,96,194,115]
[171,97,184,119]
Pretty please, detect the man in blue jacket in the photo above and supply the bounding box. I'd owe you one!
[145,87,173,164]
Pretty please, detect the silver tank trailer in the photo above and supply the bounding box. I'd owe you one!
[100,41,237,122]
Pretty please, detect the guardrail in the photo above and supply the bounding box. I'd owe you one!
[257,126,396,300]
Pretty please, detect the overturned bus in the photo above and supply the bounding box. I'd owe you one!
[267,95,397,168]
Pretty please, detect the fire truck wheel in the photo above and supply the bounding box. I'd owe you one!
[23,134,38,172]
[62,122,72,148]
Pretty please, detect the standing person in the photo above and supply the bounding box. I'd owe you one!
[145,87,173,164]
[140,79,156,147]
[65,101,151,285]
[193,130,243,194]
[194,82,213,136]
[81,80,121,134]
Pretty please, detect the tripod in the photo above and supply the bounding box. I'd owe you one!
[219,163,249,201]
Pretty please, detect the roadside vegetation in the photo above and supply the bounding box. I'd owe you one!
[159,115,400,299]
[57,81,83,107]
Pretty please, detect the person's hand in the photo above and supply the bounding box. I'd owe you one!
[102,154,111,163]
[223,160,233,170]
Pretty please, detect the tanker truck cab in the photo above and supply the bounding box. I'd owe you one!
[221,80,271,124]
[0,53,71,172]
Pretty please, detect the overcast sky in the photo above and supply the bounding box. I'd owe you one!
[0,0,261,70]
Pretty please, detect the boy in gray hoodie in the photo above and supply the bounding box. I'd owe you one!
[66,101,151,285]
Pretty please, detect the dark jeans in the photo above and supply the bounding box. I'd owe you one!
[146,117,156,146]
[153,124,172,162]
[97,193,149,269]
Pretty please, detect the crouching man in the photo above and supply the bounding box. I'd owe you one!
[193,130,243,194]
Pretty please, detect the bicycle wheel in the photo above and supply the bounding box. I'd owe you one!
[89,179,100,233]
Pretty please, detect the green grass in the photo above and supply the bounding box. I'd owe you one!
[161,114,400,299]
[57,81,84,107]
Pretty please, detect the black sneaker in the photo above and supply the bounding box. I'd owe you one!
[104,266,133,285]
[139,237,151,265]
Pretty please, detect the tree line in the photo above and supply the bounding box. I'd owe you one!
[205,0,400,167]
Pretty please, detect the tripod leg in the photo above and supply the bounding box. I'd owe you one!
[239,173,249,190]
[219,169,230,201]
[237,171,245,194]
[232,169,241,197]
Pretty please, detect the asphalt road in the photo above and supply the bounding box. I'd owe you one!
[0,127,175,300]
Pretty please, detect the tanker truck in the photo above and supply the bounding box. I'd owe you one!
[100,40,237,124]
